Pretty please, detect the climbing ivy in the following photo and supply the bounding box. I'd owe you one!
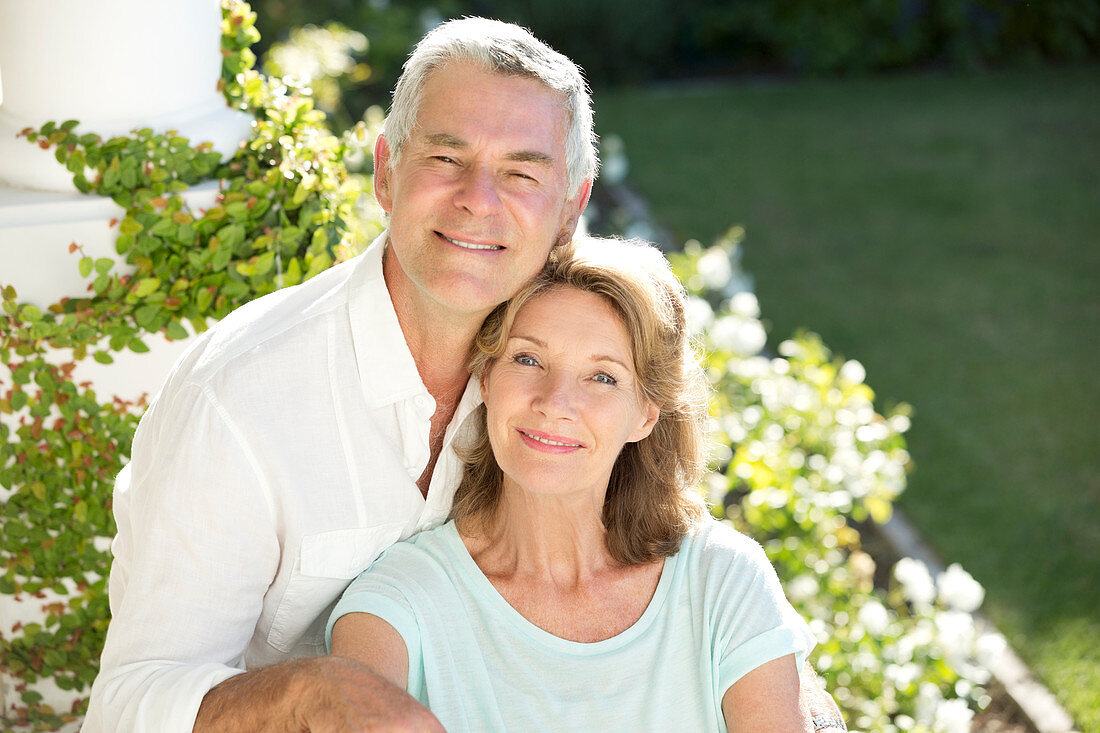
[0,2,373,727]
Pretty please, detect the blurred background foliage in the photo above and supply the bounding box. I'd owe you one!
[251,0,1099,115]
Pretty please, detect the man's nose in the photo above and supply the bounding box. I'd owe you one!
[452,165,502,217]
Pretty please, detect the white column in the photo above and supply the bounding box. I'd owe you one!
[0,0,253,191]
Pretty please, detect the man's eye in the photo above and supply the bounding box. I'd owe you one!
[433,155,457,164]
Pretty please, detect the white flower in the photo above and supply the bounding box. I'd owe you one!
[839,359,866,385]
[729,291,761,319]
[709,315,766,356]
[684,295,715,333]
[600,134,629,185]
[857,599,890,636]
[787,574,820,602]
[705,473,729,505]
[914,681,943,725]
[937,563,985,612]
[975,632,1007,671]
[697,248,733,290]
[885,662,922,691]
[894,557,936,606]
[934,610,976,655]
[933,697,974,733]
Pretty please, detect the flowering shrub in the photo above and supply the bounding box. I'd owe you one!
[668,232,1005,731]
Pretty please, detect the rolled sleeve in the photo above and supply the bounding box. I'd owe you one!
[86,381,280,732]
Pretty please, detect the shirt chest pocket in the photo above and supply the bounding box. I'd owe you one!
[267,523,406,654]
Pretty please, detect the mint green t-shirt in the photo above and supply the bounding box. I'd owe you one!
[327,518,814,732]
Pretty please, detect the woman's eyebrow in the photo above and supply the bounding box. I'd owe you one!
[509,335,631,371]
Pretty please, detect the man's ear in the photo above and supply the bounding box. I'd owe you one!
[574,178,593,215]
[374,134,394,213]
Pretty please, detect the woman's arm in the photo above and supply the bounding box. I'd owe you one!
[721,654,811,733]
[330,612,412,691]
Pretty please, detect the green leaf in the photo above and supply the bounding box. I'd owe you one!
[133,278,161,298]
[164,320,189,341]
[119,216,144,236]
[195,288,214,314]
[79,257,94,278]
[93,350,114,365]
[94,257,114,275]
[217,223,246,251]
[134,304,161,328]
[19,304,43,322]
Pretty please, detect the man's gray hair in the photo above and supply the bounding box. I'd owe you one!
[384,17,598,196]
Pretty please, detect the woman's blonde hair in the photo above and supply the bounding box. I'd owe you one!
[451,236,709,565]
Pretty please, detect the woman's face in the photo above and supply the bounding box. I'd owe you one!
[480,286,659,503]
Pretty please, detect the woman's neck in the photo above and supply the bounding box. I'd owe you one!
[458,485,664,643]
[465,486,614,584]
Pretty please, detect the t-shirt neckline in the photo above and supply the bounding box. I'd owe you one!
[439,521,680,656]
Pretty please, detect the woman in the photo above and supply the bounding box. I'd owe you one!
[328,236,816,731]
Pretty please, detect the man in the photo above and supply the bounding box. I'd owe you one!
[87,17,844,732]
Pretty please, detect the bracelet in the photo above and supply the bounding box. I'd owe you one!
[812,713,848,732]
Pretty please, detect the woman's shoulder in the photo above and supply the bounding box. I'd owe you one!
[680,518,773,575]
[366,522,462,580]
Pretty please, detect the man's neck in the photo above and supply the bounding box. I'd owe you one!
[382,245,488,495]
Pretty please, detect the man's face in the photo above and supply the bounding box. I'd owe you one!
[376,61,590,321]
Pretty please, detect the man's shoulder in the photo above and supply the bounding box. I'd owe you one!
[184,249,378,383]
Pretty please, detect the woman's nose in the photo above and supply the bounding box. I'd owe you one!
[532,373,577,419]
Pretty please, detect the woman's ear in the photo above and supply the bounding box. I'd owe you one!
[628,401,660,443]
[478,367,491,401]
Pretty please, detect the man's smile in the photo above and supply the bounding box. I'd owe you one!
[439,232,504,251]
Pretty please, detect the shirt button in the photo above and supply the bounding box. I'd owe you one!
[414,395,430,410]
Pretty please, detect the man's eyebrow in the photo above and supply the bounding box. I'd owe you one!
[506,150,555,167]
[420,133,555,167]
[423,132,466,148]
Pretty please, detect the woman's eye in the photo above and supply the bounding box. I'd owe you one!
[593,373,618,386]
[513,354,539,367]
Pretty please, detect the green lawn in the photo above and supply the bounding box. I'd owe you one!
[595,66,1100,730]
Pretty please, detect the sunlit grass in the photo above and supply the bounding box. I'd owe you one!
[596,65,1100,730]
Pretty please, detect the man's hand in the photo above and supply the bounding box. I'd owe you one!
[194,656,445,733]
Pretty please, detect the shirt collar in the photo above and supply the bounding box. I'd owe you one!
[349,231,432,409]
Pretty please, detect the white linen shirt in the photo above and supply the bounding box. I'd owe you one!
[84,233,483,732]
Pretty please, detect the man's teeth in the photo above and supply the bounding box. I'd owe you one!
[524,432,580,447]
[443,234,502,250]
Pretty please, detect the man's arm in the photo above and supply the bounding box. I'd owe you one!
[194,655,442,733]
[199,611,450,733]
[800,661,847,732]
[85,381,288,732]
